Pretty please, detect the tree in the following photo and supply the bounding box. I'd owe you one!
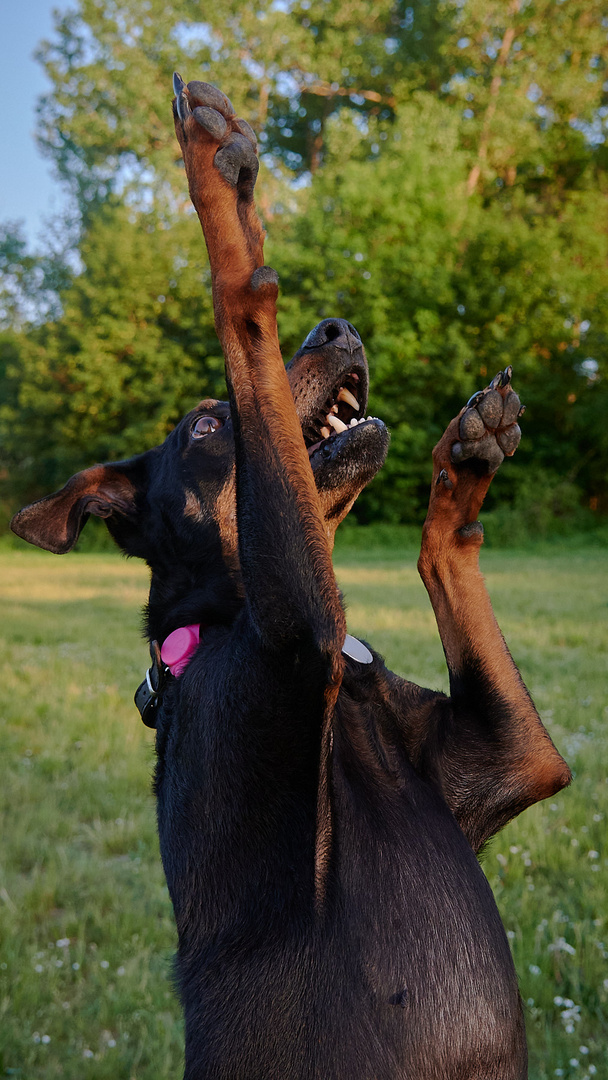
[1,203,224,505]
[2,0,607,528]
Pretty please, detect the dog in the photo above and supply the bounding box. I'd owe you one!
[11,76,571,1079]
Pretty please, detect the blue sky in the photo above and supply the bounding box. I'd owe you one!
[0,0,70,247]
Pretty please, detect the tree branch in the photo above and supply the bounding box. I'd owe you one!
[298,80,396,109]
[467,4,520,196]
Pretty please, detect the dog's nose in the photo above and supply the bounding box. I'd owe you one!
[301,318,362,352]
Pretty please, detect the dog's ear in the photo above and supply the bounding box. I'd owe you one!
[10,458,147,554]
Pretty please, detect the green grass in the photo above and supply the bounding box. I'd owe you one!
[0,543,607,1079]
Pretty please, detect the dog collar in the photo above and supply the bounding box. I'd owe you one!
[134,639,167,728]
[133,623,201,728]
[134,625,372,727]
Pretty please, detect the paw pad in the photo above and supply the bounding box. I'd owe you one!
[215,133,259,189]
[173,73,259,192]
[452,369,523,473]
[476,389,503,430]
[192,106,228,141]
[251,266,279,291]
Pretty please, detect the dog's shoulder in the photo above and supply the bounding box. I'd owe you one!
[334,650,447,792]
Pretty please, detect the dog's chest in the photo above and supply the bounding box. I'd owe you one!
[320,686,524,1069]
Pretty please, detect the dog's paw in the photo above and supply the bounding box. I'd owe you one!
[173,73,259,196]
[450,367,524,474]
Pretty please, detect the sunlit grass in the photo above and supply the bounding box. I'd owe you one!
[0,544,606,1078]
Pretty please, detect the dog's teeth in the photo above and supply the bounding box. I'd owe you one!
[327,414,348,434]
[330,404,339,414]
[349,418,358,427]
[337,387,359,411]
[321,425,331,439]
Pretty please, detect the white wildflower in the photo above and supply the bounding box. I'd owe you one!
[548,937,576,955]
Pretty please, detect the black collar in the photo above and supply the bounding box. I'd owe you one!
[134,640,169,728]
[134,632,373,729]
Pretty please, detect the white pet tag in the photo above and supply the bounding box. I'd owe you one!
[342,633,373,664]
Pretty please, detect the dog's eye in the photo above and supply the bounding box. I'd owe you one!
[192,416,223,439]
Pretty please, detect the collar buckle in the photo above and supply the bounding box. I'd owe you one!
[134,640,168,728]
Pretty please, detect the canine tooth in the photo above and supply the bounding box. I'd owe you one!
[327,414,348,434]
[321,425,331,439]
[337,387,359,411]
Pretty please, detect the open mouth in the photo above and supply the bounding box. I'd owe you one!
[303,370,377,457]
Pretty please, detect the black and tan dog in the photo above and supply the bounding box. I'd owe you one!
[11,78,571,1079]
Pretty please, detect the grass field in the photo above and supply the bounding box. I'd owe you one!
[0,542,606,1079]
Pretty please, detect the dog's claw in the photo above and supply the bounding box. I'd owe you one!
[489,371,502,391]
[518,404,526,418]
[501,366,513,387]
[466,390,485,409]
[176,90,192,122]
[173,72,185,97]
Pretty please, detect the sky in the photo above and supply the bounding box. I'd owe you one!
[0,0,70,248]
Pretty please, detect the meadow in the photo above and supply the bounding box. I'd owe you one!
[0,540,606,1079]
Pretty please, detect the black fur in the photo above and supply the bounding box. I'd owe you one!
[12,322,566,1078]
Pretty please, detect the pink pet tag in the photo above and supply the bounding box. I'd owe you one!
[161,624,201,678]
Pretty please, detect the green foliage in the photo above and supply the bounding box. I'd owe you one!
[1,0,607,530]
[1,203,225,501]
[0,221,72,329]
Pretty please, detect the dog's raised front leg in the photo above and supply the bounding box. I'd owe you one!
[417,372,571,851]
[172,78,345,901]
[172,75,345,661]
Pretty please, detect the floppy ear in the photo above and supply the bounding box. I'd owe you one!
[10,460,145,554]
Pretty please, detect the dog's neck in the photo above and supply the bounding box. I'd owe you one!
[144,558,243,644]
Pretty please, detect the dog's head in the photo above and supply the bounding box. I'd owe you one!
[11,319,388,627]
